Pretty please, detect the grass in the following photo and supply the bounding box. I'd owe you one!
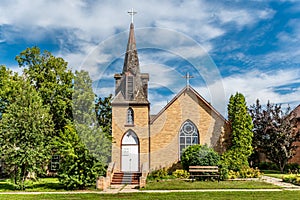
[262,170,286,179]
[1,191,300,200]
[143,179,281,190]
[0,178,65,192]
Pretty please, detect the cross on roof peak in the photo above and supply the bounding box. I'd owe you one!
[183,72,194,87]
[128,8,137,23]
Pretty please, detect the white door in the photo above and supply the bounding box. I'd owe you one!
[121,145,139,172]
[121,131,139,172]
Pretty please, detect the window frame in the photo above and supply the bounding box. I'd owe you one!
[179,120,199,159]
[126,107,134,125]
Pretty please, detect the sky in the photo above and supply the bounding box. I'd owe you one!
[1,0,300,117]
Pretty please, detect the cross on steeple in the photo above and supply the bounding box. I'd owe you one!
[128,8,137,23]
[183,72,194,86]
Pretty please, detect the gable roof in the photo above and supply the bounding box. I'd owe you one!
[291,104,300,119]
[150,85,228,124]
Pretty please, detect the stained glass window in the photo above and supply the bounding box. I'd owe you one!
[179,120,199,158]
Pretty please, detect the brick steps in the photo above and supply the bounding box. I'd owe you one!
[111,172,141,185]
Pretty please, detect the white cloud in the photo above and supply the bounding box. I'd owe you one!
[200,69,300,116]
[218,8,275,27]
[1,0,299,117]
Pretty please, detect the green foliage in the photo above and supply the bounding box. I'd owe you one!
[218,164,229,180]
[239,167,261,178]
[181,145,220,170]
[147,168,170,181]
[258,162,279,171]
[227,167,261,179]
[54,125,106,190]
[1,48,111,190]
[0,79,54,190]
[221,149,250,172]
[223,92,253,171]
[285,163,300,174]
[282,174,300,186]
[249,100,300,172]
[95,94,112,135]
[73,70,112,165]
[172,170,190,179]
[0,66,23,119]
[16,46,74,135]
[76,124,111,164]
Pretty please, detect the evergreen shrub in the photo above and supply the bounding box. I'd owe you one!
[181,144,220,170]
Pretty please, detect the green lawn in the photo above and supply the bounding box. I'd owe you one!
[1,191,300,200]
[264,174,285,179]
[143,179,281,190]
[0,178,65,192]
[262,170,286,179]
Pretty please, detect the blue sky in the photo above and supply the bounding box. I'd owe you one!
[1,0,300,116]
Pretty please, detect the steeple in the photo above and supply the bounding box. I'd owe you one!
[122,23,140,75]
[112,19,149,104]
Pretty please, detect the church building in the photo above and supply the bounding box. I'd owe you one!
[110,20,231,176]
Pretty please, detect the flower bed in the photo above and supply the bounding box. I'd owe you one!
[282,174,300,186]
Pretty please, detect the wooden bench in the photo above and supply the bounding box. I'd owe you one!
[189,166,220,182]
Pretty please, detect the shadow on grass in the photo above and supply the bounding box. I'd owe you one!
[0,179,16,190]
[0,178,65,191]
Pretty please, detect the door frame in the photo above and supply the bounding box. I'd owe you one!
[120,130,140,172]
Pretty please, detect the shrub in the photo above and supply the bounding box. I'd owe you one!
[228,170,240,179]
[285,163,300,174]
[181,145,220,170]
[172,170,190,179]
[282,174,300,185]
[258,162,279,171]
[226,167,261,179]
[239,166,261,178]
[147,168,170,181]
[220,149,249,171]
[219,164,229,180]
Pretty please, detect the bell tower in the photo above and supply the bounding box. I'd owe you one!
[111,12,150,172]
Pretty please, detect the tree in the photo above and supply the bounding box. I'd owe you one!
[249,100,300,172]
[181,145,220,170]
[73,70,111,164]
[95,94,112,135]
[221,92,253,171]
[0,78,53,189]
[0,66,22,119]
[16,47,74,135]
[53,124,106,190]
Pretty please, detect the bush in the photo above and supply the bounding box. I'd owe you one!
[282,174,300,185]
[181,145,220,170]
[285,163,300,174]
[239,166,261,178]
[258,162,279,171]
[226,167,262,179]
[220,149,249,171]
[172,170,190,179]
[219,164,229,180]
[54,125,106,190]
[147,168,170,181]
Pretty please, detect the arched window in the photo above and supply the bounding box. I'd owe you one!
[127,107,134,125]
[179,120,199,157]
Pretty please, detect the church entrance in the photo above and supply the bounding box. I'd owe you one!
[121,130,139,172]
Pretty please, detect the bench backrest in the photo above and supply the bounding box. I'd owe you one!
[189,166,219,172]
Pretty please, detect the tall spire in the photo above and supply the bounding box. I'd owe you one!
[122,11,140,75]
[113,10,149,104]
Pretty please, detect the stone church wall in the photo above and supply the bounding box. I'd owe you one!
[149,89,230,171]
[111,105,150,172]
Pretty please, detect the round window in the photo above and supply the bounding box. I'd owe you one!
[183,122,194,134]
